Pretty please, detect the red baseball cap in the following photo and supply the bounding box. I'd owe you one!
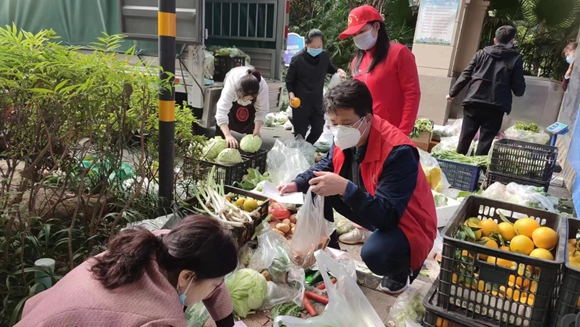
[339,5,383,40]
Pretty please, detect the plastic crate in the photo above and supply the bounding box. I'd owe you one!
[424,283,486,327]
[199,159,249,186]
[437,158,481,191]
[439,196,565,327]
[240,149,268,173]
[486,171,550,192]
[554,217,580,326]
[213,56,246,82]
[489,139,558,188]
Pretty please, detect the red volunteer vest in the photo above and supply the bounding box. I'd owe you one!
[332,116,437,270]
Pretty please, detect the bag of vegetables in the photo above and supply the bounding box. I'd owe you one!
[504,122,550,145]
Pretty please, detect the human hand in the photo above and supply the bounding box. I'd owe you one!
[225,134,238,148]
[309,171,348,196]
[252,129,261,137]
[289,92,295,101]
[279,182,298,195]
[337,69,347,79]
[446,95,453,102]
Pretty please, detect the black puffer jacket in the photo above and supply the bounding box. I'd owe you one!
[450,45,526,114]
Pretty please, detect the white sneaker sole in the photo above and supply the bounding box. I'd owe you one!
[379,283,408,295]
[338,238,366,245]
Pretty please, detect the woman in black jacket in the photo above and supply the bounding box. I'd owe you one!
[285,29,345,144]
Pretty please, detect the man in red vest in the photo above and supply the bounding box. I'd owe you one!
[280,80,437,294]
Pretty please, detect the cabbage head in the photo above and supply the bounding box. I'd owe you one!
[202,137,227,160]
[225,268,268,318]
[240,135,262,153]
[216,148,243,164]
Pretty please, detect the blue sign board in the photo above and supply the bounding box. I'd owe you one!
[284,33,305,66]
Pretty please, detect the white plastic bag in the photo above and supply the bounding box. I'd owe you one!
[424,231,443,282]
[386,284,428,327]
[482,182,558,212]
[267,139,311,186]
[289,188,334,268]
[418,149,451,192]
[284,135,316,166]
[261,268,305,309]
[273,250,384,327]
[504,125,550,145]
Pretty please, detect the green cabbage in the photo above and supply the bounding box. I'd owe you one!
[225,268,268,318]
[216,148,243,164]
[240,135,262,153]
[202,137,227,160]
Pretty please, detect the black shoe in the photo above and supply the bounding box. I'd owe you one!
[379,274,409,295]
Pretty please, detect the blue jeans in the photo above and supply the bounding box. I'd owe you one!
[324,195,421,283]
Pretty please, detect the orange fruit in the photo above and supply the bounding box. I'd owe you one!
[487,256,515,268]
[509,274,530,289]
[498,222,516,241]
[510,235,535,255]
[478,219,499,237]
[478,237,499,260]
[500,245,511,252]
[466,222,482,240]
[514,218,540,238]
[290,97,301,108]
[529,248,554,261]
[532,227,558,250]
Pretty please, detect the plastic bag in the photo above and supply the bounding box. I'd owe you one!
[482,182,558,212]
[267,139,311,186]
[273,250,384,327]
[284,135,316,166]
[334,211,355,235]
[203,50,215,79]
[249,222,292,279]
[289,188,334,268]
[418,149,450,192]
[504,125,550,145]
[185,302,210,327]
[386,284,428,327]
[261,268,306,309]
[424,231,443,282]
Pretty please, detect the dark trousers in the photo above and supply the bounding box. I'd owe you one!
[457,105,505,156]
[291,105,325,145]
[324,195,421,284]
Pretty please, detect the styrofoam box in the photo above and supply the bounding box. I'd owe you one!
[432,190,461,228]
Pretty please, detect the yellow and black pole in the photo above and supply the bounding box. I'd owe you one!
[158,0,176,207]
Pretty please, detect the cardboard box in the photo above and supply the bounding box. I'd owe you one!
[412,130,433,152]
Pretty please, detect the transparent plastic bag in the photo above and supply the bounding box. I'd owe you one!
[334,212,355,235]
[289,188,334,268]
[482,182,558,212]
[261,268,306,309]
[248,222,292,281]
[185,302,210,327]
[284,135,316,166]
[267,139,311,186]
[418,149,450,192]
[386,284,428,327]
[273,250,384,327]
[424,231,443,282]
[504,125,550,145]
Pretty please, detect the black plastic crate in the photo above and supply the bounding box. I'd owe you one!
[554,217,580,326]
[424,283,486,327]
[240,149,268,173]
[486,171,550,192]
[199,159,249,186]
[439,196,564,327]
[213,56,246,82]
[489,139,558,187]
[437,158,481,191]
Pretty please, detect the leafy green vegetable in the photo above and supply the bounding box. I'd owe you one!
[236,168,272,190]
[202,136,227,160]
[271,303,302,319]
[433,194,448,207]
[225,268,268,318]
[432,150,489,167]
[314,141,331,153]
[410,118,433,138]
[240,135,263,153]
[514,121,540,133]
[216,148,244,164]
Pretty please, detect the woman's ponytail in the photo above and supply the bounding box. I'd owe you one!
[90,228,164,290]
[247,68,262,83]
[238,68,262,98]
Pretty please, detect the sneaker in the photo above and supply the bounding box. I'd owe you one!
[379,275,409,295]
[338,228,371,245]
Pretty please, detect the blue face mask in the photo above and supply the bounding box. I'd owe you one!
[177,276,194,305]
[307,48,323,57]
[566,56,575,64]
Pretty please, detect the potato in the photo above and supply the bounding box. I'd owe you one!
[273,229,286,237]
[276,223,291,234]
[261,270,272,282]
[290,223,296,229]
[289,214,297,224]
[282,218,291,225]
[291,227,295,234]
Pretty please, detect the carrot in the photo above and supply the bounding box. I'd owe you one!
[305,291,329,305]
[303,295,318,316]
[316,278,337,290]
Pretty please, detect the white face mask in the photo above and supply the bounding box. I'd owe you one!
[330,117,368,149]
[354,28,377,51]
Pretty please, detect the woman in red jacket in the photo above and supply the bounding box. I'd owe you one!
[339,5,421,136]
